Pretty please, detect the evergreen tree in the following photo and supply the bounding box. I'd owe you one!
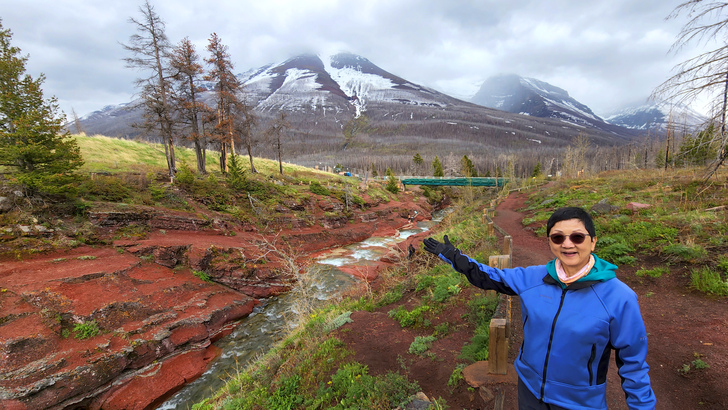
[413,153,424,166]
[531,161,542,178]
[385,167,399,193]
[676,124,719,167]
[461,155,477,177]
[432,156,444,177]
[0,22,83,192]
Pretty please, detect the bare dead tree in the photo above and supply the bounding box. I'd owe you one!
[71,108,84,134]
[204,33,242,174]
[122,0,176,178]
[237,99,258,173]
[170,37,209,173]
[265,111,291,174]
[652,1,728,179]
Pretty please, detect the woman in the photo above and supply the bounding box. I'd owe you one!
[423,207,655,409]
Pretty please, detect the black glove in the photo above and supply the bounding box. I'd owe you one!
[423,235,456,259]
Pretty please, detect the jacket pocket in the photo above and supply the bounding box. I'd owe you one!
[587,344,596,386]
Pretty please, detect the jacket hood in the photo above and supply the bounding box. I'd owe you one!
[545,254,617,289]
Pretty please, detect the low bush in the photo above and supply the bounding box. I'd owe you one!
[388,305,431,328]
[309,181,330,196]
[635,266,669,278]
[73,320,100,340]
[690,267,728,296]
[662,243,707,262]
[409,335,437,356]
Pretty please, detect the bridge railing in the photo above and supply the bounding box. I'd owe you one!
[400,177,509,187]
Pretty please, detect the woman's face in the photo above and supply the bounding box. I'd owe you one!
[548,218,597,274]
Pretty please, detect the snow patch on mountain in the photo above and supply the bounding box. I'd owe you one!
[606,101,706,132]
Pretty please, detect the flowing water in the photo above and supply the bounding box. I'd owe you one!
[157,214,446,409]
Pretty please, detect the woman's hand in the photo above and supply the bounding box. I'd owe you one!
[423,235,454,256]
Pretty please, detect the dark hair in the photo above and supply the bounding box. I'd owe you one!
[546,207,596,237]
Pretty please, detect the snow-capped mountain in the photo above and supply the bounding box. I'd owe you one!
[76,53,640,159]
[605,102,707,133]
[241,53,458,116]
[470,74,627,135]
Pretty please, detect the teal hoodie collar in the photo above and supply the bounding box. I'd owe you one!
[545,254,617,290]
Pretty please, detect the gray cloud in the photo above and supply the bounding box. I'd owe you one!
[0,0,708,118]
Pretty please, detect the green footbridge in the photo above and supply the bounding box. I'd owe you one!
[400,177,508,187]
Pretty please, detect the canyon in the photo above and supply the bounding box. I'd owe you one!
[0,189,433,409]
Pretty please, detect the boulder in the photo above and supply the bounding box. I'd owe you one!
[0,196,12,213]
[590,199,619,214]
[626,202,651,211]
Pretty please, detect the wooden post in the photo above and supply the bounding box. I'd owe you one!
[487,221,494,237]
[488,255,510,270]
[488,318,508,375]
[504,295,512,339]
[502,236,512,264]
[494,390,505,410]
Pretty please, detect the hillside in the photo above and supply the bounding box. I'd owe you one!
[0,137,435,409]
[75,53,641,175]
[189,168,728,410]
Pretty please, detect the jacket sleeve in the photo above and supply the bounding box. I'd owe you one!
[610,290,657,409]
[437,248,518,296]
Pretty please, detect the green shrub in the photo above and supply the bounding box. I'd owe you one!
[692,358,710,370]
[448,364,467,388]
[718,255,728,273]
[148,180,168,202]
[376,288,404,308]
[310,180,330,196]
[662,243,707,262]
[385,174,399,194]
[266,374,304,409]
[409,335,437,355]
[78,176,132,202]
[388,305,431,328]
[326,311,353,332]
[311,362,419,409]
[193,270,213,283]
[597,237,636,266]
[430,274,463,302]
[635,267,669,278]
[73,320,100,340]
[690,267,728,296]
[459,293,499,362]
[174,163,196,188]
[460,324,489,362]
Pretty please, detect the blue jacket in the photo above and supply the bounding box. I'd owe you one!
[439,250,656,410]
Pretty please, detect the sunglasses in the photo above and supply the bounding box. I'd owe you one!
[549,232,590,245]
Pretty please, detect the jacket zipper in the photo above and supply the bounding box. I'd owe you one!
[587,344,596,386]
[540,288,567,402]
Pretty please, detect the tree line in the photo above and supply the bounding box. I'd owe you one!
[122,1,291,179]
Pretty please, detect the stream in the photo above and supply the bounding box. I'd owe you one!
[157,214,446,409]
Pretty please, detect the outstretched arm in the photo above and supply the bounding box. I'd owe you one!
[423,236,517,296]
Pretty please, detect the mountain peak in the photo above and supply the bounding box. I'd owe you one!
[605,101,707,132]
[471,74,599,119]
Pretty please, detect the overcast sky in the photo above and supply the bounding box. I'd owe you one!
[0,0,713,118]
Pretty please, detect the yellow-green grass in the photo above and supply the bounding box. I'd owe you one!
[76,134,219,174]
[74,134,345,182]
